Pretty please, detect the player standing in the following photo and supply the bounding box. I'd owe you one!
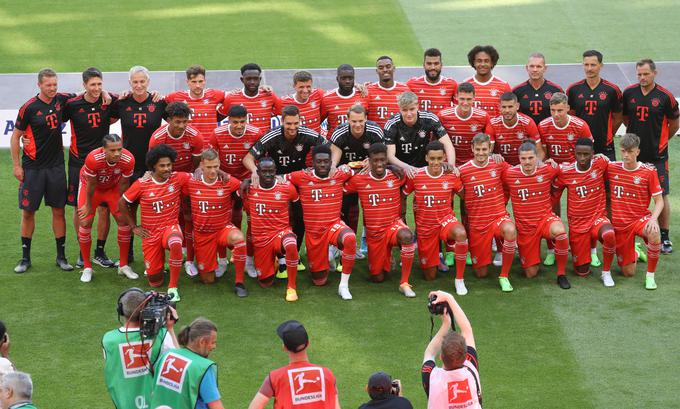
[458,133,517,292]
[119,145,190,302]
[241,158,300,301]
[622,59,679,254]
[276,71,325,134]
[77,134,136,283]
[464,45,511,116]
[538,92,593,164]
[607,134,664,289]
[217,63,278,135]
[183,149,247,296]
[403,141,469,294]
[553,138,616,286]
[503,141,571,289]
[513,53,564,124]
[490,92,543,165]
[345,143,417,298]
[406,48,458,115]
[11,69,75,273]
[367,56,411,128]
[287,145,356,300]
[321,64,370,137]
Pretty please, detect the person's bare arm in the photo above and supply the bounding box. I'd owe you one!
[331,144,343,167]
[248,392,269,409]
[118,197,150,238]
[668,117,679,140]
[78,175,97,220]
[536,141,546,161]
[243,152,260,187]
[438,134,457,166]
[611,111,623,137]
[644,193,664,236]
[439,291,475,348]
[10,128,24,182]
[423,300,452,362]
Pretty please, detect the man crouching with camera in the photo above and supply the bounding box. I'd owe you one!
[102,288,179,409]
[422,290,481,408]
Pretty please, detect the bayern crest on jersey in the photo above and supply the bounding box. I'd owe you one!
[148,104,156,112]
[470,124,478,132]
[517,131,525,140]
[311,101,317,108]
[651,98,660,107]
[196,190,202,195]
[260,100,267,107]
[567,133,575,141]
[168,185,175,192]
[490,170,497,177]
[217,189,224,196]
[544,91,553,100]
[599,92,608,101]
[114,168,121,174]
[363,142,371,149]
[439,88,447,95]
[490,89,498,96]
[537,175,544,182]
[590,171,598,179]
[183,142,190,149]
[274,191,282,200]
[442,181,449,189]
[244,142,251,149]
[387,180,394,188]
[633,176,641,184]
[418,130,427,138]
[296,144,304,151]
[330,179,337,185]
[203,99,210,104]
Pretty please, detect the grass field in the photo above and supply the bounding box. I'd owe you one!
[1,1,679,408]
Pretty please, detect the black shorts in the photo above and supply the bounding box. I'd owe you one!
[67,161,83,206]
[19,165,67,212]
[653,159,670,195]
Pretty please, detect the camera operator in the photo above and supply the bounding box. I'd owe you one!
[0,321,15,376]
[102,288,179,409]
[0,371,36,409]
[358,371,413,409]
[422,290,481,409]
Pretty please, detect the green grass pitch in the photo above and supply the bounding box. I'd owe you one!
[1,1,679,408]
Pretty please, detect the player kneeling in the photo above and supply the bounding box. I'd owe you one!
[607,134,664,290]
[345,143,417,297]
[183,149,248,297]
[404,141,469,295]
[119,144,191,302]
[241,158,300,301]
[287,145,357,300]
[77,134,136,283]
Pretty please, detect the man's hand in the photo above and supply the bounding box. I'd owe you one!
[645,218,660,236]
[491,153,505,163]
[118,90,131,100]
[250,172,260,188]
[240,178,252,198]
[594,153,609,162]
[441,163,460,176]
[404,165,417,178]
[77,204,92,220]
[544,158,558,168]
[165,306,179,330]
[259,85,274,93]
[0,333,10,358]
[132,225,151,239]
[101,90,113,106]
[386,164,406,179]
[217,170,230,181]
[355,83,369,98]
[150,90,163,103]
[13,165,23,182]
[193,167,203,180]
[141,171,153,182]
[329,165,337,177]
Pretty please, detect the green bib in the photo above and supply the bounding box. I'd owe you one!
[150,348,216,409]
[102,327,168,409]
[14,404,38,409]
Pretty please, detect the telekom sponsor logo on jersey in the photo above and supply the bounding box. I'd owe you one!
[287,367,326,404]
[118,341,152,378]
[156,352,192,393]
[447,379,473,406]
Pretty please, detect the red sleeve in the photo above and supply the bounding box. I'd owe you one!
[287,171,302,187]
[503,82,512,93]
[649,169,663,196]
[227,175,241,194]
[148,135,160,150]
[123,180,142,203]
[213,89,226,103]
[526,119,540,141]
[258,375,274,398]
[344,176,357,193]
[165,92,179,103]
[273,94,284,115]
[288,183,299,201]
[177,172,192,187]
[580,121,593,138]
[453,175,463,193]
[122,157,135,178]
[181,180,191,196]
[191,133,204,155]
[402,176,415,194]
[82,154,98,177]
[208,132,218,150]
[217,93,233,116]
[484,115,495,141]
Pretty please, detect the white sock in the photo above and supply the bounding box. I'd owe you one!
[340,273,350,286]
[547,249,554,254]
[279,257,286,266]
[646,272,655,278]
[591,247,597,254]
[246,255,254,264]
[601,270,611,275]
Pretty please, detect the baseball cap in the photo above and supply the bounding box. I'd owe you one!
[368,371,392,399]
[276,320,308,352]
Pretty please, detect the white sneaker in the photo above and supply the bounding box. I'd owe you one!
[184,261,198,277]
[328,246,338,272]
[355,249,366,260]
[245,257,258,278]
[338,285,353,300]
[143,270,148,276]
[601,271,615,287]
[491,240,498,252]
[493,252,503,267]
[118,265,139,280]
[399,283,416,298]
[216,258,228,278]
[454,278,468,295]
[80,268,93,283]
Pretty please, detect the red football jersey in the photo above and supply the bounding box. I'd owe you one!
[606,161,663,230]
[217,89,278,135]
[366,82,411,128]
[503,164,558,233]
[148,124,204,172]
[122,172,191,239]
[490,113,540,165]
[344,170,404,239]
[403,168,462,236]
[538,115,592,163]
[209,123,261,180]
[287,168,352,236]
[438,106,493,166]
[406,75,458,115]
[165,88,225,137]
[321,88,369,136]
[243,180,299,246]
[80,147,135,190]
[458,158,511,231]
[276,88,324,133]
[554,156,608,233]
[464,75,512,116]
[182,175,241,233]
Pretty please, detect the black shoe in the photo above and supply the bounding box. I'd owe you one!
[75,255,84,269]
[661,240,673,254]
[14,258,31,274]
[94,252,116,268]
[557,275,571,290]
[234,283,249,298]
[55,257,74,271]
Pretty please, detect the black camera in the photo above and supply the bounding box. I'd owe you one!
[140,292,176,339]
[428,294,448,315]
[390,379,401,396]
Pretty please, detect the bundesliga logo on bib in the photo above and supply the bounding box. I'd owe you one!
[156,352,192,392]
[287,367,325,404]
[119,342,152,378]
[447,379,473,406]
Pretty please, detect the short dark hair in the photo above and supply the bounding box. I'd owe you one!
[467,45,500,68]
[500,92,517,102]
[441,332,467,369]
[201,148,219,162]
[348,103,366,116]
[620,133,640,150]
[425,140,445,155]
[146,144,177,170]
[337,64,354,74]
[376,55,393,64]
[82,67,102,84]
[38,68,56,83]
[424,48,442,60]
[258,156,276,168]
[0,320,6,342]
[241,63,262,75]
[186,64,206,79]
[281,105,300,119]
[457,82,475,95]
[472,133,491,146]
[519,140,538,154]
[102,133,122,147]
[368,142,387,157]
[312,143,331,158]
[575,137,594,148]
[636,58,656,71]
[228,104,247,118]
[166,101,192,119]
[293,71,313,84]
[582,50,603,63]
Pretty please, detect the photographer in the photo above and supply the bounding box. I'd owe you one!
[102,288,179,409]
[358,371,413,409]
[422,290,481,408]
[0,321,15,376]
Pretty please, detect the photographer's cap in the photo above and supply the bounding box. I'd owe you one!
[277,320,308,352]
[368,371,392,398]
